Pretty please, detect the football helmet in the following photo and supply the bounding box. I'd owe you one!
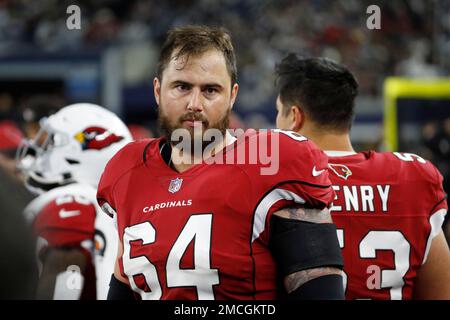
[16,103,132,194]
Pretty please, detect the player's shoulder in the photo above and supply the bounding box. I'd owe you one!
[29,184,97,232]
[106,138,155,169]
[375,151,441,184]
[238,129,330,186]
[101,138,157,182]
[270,130,328,172]
[24,183,96,222]
[245,129,323,158]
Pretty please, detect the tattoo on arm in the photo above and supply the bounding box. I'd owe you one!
[284,267,343,293]
[273,205,333,224]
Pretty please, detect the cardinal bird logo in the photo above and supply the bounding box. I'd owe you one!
[74,127,124,150]
[328,163,352,180]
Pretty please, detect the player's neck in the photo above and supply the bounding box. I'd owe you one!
[170,131,235,173]
[299,127,355,153]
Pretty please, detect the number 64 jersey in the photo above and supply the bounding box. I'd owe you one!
[327,151,448,300]
[97,130,335,300]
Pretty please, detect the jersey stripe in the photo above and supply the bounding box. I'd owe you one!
[252,188,305,242]
[422,208,447,264]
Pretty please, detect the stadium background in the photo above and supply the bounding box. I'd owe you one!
[0,0,449,297]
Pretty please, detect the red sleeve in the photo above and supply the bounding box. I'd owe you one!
[97,139,154,217]
[386,152,448,218]
[33,197,96,249]
[420,161,448,264]
[97,162,119,218]
[245,130,335,244]
[254,130,334,207]
[430,164,448,215]
[425,163,448,239]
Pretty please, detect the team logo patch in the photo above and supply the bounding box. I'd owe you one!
[74,126,124,150]
[94,229,107,257]
[328,163,352,180]
[169,177,183,193]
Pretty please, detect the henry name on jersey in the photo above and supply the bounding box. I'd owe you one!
[330,184,390,213]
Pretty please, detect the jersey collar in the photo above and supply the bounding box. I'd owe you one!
[325,150,358,157]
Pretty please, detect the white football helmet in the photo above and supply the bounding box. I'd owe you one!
[16,103,132,194]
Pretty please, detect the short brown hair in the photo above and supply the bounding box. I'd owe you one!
[156,25,238,86]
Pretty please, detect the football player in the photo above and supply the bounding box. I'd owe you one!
[97,25,344,300]
[17,103,132,299]
[274,54,450,299]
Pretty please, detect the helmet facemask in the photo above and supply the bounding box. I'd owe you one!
[16,118,75,194]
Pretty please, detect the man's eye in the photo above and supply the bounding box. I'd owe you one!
[205,87,218,94]
[176,84,189,91]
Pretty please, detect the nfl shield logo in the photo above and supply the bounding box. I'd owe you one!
[169,178,183,193]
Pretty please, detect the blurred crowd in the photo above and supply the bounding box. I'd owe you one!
[1,0,449,111]
[421,118,450,242]
[0,0,449,174]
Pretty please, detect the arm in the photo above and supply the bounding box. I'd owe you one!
[113,240,128,284]
[36,248,88,300]
[97,200,134,300]
[270,205,344,299]
[413,230,450,299]
[107,240,135,300]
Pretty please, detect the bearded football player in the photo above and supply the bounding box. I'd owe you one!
[274,54,450,299]
[97,25,345,300]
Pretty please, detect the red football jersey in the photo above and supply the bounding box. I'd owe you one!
[97,130,335,300]
[25,184,98,299]
[34,196,96,250]
[327,151,448,300]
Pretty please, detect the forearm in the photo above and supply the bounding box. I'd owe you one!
[36,248,87,300]
[36,272,57,299]
[284,267,344,300]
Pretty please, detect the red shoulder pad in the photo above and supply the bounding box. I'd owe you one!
[34,194,96,247]
[387,152,447,208]
[246,129,334,208]
[97,138,155,211]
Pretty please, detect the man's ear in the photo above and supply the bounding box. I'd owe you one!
[291,106,305,132]
[153,77,161,107]
[230,83,239,110]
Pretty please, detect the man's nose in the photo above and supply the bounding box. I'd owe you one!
[187,88,203,112]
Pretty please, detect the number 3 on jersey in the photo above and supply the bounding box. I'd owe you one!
[123,214,219,300]
[337,228,411,299]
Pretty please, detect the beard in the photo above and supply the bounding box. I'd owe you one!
[158,105,230,153]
